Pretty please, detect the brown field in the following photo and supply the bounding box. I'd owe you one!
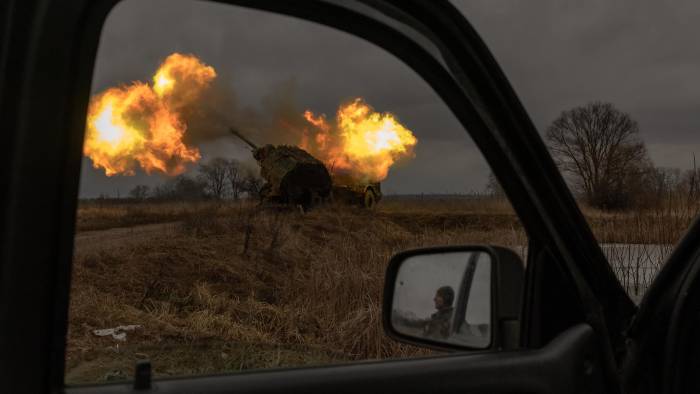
[66,196,696,384]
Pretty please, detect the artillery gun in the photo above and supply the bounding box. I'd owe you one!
[229,127,332,210]
[329,172,382,209]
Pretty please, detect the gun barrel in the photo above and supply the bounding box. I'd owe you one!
[229,127,258,150]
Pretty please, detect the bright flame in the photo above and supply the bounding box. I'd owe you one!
[302,98,417,182]
[154,74,174,97]
[94,103,123,144]
[84,53,215,176]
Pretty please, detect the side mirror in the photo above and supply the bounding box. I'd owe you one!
[383,246,525,351]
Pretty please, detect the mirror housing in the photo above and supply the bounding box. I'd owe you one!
[383,245,525,351]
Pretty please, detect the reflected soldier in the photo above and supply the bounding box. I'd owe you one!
[423,286,455,339]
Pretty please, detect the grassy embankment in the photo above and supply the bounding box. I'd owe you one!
[67,197,522,383]
[67,196,697,383]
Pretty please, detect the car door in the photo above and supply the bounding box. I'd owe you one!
[0,1,639,393]
[619,214,700,394]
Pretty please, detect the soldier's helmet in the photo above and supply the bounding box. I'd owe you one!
[436,286,455,307]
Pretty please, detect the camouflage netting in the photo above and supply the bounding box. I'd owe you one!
[253,145,332,206]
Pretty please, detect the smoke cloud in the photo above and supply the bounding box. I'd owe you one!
[181,76,308,148]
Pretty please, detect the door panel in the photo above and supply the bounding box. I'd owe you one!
[66,324,602,394]
[621,217,700,394]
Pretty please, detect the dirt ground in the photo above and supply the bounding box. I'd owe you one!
[74,222,180,257]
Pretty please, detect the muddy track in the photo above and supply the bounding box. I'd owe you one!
[73,222,180,257]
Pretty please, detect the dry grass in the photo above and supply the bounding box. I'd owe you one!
[579,199,700,298]
[76,200,252,232]
[67,196,697,384]
[583,203,699,245]
[67,198,526,384]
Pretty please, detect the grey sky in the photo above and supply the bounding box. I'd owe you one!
[458,0,700,168]
[80,0,700,197]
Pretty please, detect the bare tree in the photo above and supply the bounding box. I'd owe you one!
[198,158,228,199]
[546,102,650,209]
[485,172,505,198]
[241,169,264,199]
[225,159,243,200]
[643,167,682,207]
[128,184,150,200]
[152,175,208,200]
[687,153,697,202]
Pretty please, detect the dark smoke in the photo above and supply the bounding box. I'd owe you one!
[181,74,308,148]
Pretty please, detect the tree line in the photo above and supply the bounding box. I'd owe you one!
[488,101,700,210]
[128,158,264,201]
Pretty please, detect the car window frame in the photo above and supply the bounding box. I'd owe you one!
[0,0,637,392]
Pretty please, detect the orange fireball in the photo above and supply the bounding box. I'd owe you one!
[302,98,417,182]
[84,53,215,176]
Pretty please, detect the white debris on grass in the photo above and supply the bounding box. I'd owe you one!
[93,325,141,341]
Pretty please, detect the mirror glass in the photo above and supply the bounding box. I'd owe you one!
[391,251,491,348]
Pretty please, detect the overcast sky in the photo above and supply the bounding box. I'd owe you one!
[80,0,700,197]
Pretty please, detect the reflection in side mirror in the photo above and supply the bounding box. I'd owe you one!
[383,246,524,351]
[391,251,491,349]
